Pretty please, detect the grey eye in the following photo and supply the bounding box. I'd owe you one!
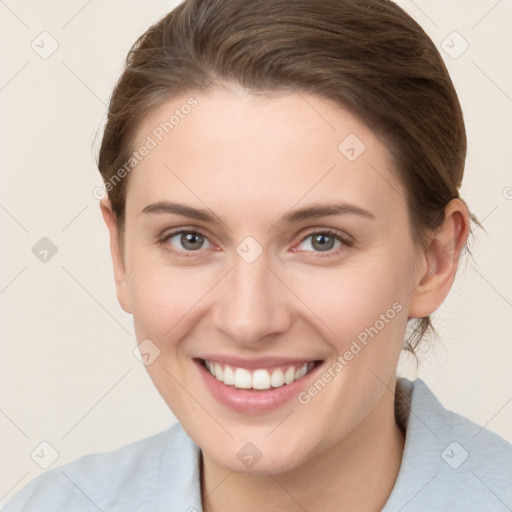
[169,231,209,251]
[298,233,342,252]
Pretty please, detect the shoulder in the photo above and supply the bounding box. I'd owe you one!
[433,383,512,504]
[384,378,512,512]
[410,378,512,467]
[2,422,196,512]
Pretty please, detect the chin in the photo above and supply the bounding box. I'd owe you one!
[202,434,315,475]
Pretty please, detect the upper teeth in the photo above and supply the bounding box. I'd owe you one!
[204,360,315,390]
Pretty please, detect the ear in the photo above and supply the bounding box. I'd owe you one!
[408,198,470,318]
[100,198,132,314]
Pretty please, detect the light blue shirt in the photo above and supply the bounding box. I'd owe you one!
[3,378,512,511]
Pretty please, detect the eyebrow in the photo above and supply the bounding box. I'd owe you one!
[140,201,375,223]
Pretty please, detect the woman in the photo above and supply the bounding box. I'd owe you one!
[5,0,512,510]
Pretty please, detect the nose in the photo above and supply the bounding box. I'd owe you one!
[212,250,293,346]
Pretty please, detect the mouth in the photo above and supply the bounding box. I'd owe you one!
[193,356,325,413]
[199,358,322,391]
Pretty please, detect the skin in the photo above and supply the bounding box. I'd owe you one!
[100,84,469,512]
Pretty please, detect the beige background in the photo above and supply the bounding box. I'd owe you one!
[1,0,511,504]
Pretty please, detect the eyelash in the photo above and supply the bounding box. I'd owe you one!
[293,229,353,257]
[157,227,353,259]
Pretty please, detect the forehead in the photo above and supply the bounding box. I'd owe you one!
[126,86,406,226]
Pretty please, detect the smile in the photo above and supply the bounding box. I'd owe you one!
[202,359,318,390]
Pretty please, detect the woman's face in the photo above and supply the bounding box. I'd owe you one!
[109,86,428,473]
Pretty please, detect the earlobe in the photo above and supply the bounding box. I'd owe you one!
[99,198,132,314]
[408,199,470,319]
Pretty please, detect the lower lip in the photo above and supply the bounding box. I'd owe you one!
[194,358,323,414]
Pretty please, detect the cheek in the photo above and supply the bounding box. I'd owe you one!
[128,262,213,340]
[288,251,414,351]
[126,260,219,413]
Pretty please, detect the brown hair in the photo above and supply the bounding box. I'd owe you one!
[97,0,479,358]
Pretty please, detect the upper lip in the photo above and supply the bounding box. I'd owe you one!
[195,355,323,369]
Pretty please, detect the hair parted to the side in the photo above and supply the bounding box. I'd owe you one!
[97,0,481,362]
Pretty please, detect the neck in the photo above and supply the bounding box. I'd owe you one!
[201,380,406,512]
